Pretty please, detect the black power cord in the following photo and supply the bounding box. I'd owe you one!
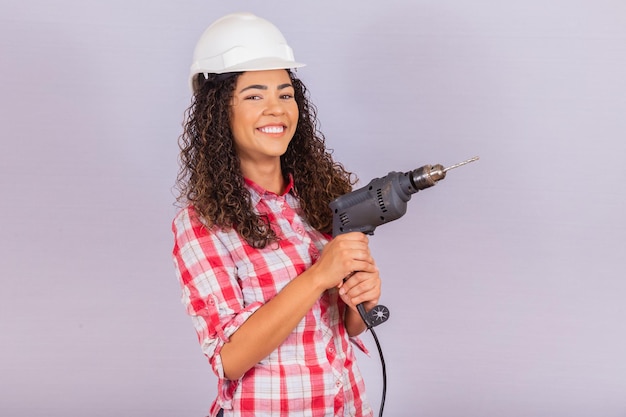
[357,304,390,417]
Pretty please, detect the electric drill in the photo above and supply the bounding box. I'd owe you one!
[330,156,479,327]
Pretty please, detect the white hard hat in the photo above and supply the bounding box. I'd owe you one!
[189,12,305,91]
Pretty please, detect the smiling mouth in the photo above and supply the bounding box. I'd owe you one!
[258,126,285,134]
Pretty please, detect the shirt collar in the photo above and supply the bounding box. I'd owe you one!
[244,174,295,205]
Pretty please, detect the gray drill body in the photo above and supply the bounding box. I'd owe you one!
[330,165,444,237]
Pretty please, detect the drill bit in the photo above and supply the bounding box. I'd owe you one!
[443,156,480,172]
[413,156,479,186]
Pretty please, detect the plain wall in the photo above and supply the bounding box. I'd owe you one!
[1,1,625,416]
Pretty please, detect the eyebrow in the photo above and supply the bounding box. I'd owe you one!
[239,83,294,93]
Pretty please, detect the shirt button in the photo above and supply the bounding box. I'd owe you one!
[328,347,335,354]
[336,380,342,387]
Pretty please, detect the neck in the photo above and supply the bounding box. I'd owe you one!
[241,162,285,194]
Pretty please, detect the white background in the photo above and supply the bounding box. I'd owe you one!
[1,1,625,416]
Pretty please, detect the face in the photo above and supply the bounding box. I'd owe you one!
[229,69,299,170]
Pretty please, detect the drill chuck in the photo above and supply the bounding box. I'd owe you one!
[408,164,447,191]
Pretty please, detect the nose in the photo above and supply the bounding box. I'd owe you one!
[263,95,286,116]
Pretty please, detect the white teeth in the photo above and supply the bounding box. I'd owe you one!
[259,126,284,134]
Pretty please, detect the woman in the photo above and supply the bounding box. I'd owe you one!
[172,12,381,417]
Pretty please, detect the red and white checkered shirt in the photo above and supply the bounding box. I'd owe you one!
[172,177,373,417]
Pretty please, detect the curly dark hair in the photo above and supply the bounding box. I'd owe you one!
[175,70,356,248]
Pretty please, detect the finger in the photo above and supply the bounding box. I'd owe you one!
[348,287,380,308]
[340,231,369,241]
[340,271,378,295]
[343,273,381,301]
[335,241,371,258]
[339,287,380,311]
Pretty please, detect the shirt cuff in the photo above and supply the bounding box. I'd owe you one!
[208,300,264,378]
[350,335,370,356]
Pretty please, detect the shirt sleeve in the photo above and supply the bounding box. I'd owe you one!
[172,207,263,380]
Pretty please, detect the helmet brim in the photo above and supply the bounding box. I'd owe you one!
[190,58,306,91]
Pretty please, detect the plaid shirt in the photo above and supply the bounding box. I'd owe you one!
[172,177,373,417]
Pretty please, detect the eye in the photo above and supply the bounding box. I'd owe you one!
[280,93,294,100]
[244,95,262,101]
